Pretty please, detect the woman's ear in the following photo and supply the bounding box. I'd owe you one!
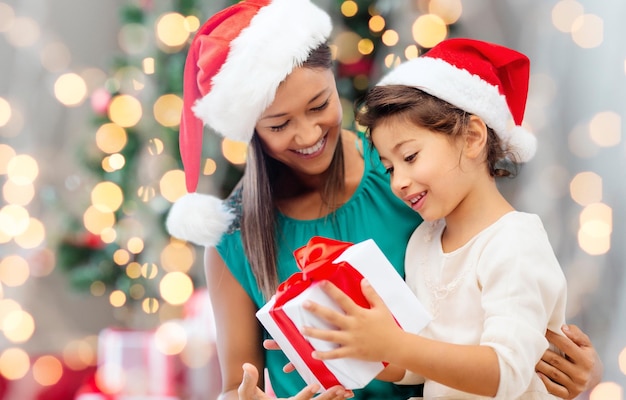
[464,115,488,159]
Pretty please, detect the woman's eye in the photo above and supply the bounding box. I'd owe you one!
[404,153,417,163]
[384,166,394,175]
[311,100,329,112]
[270,121,289,132]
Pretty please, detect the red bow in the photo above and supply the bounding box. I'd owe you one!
[269,237,369,389]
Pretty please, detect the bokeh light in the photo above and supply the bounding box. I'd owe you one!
[154,321,187,355]
[412,14,447,48]
[589,111,621,147]
[160,240,194,273]
[570,171,602,206]
[590,381,623,400]
[83,205,116,235]
[203,158,217,176]
[429,0,462,25]
[118,23,150,55]
[341,1,358,18]
[14,217,46,249]
[40,41,71,72]
[159,272,193,305]
[0,204,30,237]
[32,355,63,386]
[0,255,30,287]
[96,123,128,154]
[159,169,186,202]
[5,16,39,48]
[3,180,35,206]
[369,15,385,33]
[2,309,35,343]
[91,181,124,213]
[54,73,88,107]
[7,154,39,185]
[109,290,127,308]
[222,139,247,165]
[578,202,612,255]
[571,14,604,48]
[0,347,30,380]
[153,94,183,127]
[108,94,142,128]
[551,0,584,33]
[156,12,190,50]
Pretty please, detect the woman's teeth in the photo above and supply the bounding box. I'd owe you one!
[295,136,325,155]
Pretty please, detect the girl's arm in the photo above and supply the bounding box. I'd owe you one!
[302,280,500,397]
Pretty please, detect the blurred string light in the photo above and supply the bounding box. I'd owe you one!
[551,0,604,48]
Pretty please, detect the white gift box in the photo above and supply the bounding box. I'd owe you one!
[256,238,431,390]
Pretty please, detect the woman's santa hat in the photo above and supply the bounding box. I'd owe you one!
[377,38,537,162]
[166,0,332,247]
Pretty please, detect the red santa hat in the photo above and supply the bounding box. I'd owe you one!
[166,0,332,246]
[377,38,536,162]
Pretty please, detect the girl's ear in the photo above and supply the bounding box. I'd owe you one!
[464,115,488,159]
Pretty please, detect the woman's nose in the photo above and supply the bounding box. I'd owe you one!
[294,119,322,146]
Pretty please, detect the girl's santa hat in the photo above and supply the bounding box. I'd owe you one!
[166,0,332,246]
[378,38,537,162]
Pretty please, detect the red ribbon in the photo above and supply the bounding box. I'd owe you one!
[269,237,370,389]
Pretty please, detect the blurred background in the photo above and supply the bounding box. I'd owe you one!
[0,0,624,399]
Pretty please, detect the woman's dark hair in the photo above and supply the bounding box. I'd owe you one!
[240,43,343,300]
[355,85,517,178]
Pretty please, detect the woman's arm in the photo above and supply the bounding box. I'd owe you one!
[537,324,603,399]
[204,247,265,399]
[205,248,352,400]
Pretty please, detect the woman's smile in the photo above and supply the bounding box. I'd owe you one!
[292,133,327,157]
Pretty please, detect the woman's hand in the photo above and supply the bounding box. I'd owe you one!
[536,324,603,399]
[237,363,353,399]
[263,339,296,373]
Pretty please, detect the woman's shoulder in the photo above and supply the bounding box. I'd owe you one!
[222,185,243,235]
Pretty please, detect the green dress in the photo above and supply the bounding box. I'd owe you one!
[217,134,423,399]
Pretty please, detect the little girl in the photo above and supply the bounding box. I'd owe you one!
[301,38,568,399]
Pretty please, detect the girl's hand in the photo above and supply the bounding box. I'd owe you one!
[302,279,402,362]
[536,324,603,399]
[237,363,352,399]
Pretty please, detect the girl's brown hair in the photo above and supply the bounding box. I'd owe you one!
[356,85,517,178]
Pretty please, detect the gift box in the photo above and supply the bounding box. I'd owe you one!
[256,237,431,390]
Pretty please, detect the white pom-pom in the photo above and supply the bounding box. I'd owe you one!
[507,125,537,163]
[166,193,235,247]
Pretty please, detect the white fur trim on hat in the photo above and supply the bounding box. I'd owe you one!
[166,193,235,247]
[193,0,332,143]
[378,57,536,162]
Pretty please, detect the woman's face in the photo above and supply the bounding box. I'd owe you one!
[254,66,343,177]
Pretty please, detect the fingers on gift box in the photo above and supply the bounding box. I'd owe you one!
[256,237,431,391]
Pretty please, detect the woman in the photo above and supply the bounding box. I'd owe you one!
[166,0,603,399]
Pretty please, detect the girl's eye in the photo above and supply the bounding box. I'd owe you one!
[384,166,394,175]
[404,153,417,163]
[270,120,289,132]
[311,100,329,112]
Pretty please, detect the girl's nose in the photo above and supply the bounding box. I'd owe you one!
[390,169,410,194]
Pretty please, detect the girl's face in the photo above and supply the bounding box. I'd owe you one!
[372,117,476,223]
[255,66,343,177]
